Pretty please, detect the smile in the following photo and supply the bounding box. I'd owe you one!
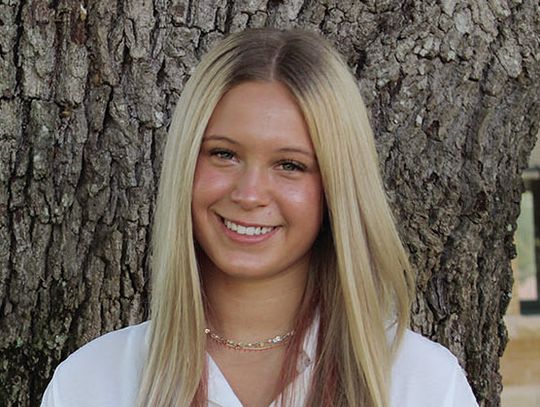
[222,218,276,236]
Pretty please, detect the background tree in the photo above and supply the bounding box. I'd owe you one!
[0,0,538,406]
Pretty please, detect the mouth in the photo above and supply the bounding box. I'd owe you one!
[220,217,278,237]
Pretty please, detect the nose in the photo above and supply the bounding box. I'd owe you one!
[230,167,271,210]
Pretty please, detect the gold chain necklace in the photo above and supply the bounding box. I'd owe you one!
[204,327,294,351]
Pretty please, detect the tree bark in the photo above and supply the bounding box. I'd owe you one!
[0,0,538,406]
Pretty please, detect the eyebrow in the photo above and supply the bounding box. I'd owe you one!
[277,147,315,159]
[204,135,240,145]
[204,134,315,159]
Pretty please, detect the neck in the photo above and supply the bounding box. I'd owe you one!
[201,261,309,342]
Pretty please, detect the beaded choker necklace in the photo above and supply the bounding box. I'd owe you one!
[204,327,295,351]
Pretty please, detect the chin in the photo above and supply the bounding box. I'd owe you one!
[222,268,271,280]
[216,263,282,281]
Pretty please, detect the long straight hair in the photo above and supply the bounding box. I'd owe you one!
[138,28,414,407]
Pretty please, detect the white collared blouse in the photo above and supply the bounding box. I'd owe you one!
[41,320,478,406]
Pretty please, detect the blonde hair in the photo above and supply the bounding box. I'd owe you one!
[138,28,414,406]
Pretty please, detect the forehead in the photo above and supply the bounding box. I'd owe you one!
[204,81,313,149]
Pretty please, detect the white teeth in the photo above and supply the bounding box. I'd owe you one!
[224,219,274,236]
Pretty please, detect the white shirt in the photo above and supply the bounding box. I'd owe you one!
[41,320,478,406]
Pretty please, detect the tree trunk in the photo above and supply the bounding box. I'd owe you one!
[0,1,538,406]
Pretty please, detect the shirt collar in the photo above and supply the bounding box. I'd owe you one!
[297,312,319,372]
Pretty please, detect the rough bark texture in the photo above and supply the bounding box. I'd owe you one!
[0,0,538,406]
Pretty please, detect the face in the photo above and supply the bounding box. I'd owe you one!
[192,81,324,281]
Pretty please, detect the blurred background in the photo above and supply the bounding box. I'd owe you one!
[502,137,540,406]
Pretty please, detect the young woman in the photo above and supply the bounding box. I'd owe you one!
[41,28,478,407]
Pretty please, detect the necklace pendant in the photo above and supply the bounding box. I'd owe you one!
[204,327,295,351]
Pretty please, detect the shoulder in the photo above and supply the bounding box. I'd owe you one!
[61,321,150,369]
[393,329,458,372]
[41,321,150,407]
[390,329,478,407]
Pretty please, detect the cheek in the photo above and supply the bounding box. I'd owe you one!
[192,160,232,205]
[192,161,228,245]
[281,178,324,225]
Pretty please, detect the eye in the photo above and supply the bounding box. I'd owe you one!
[210,148,236,160]
[278,160,306,172]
